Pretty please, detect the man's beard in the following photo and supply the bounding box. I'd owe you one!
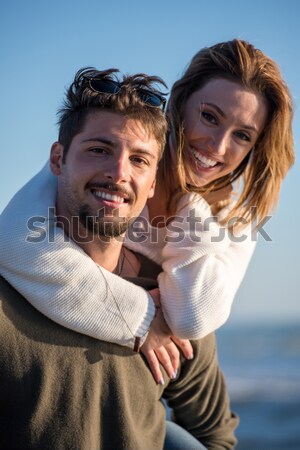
[79,205,131,238]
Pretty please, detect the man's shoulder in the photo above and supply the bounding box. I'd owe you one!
[0,275,22,305]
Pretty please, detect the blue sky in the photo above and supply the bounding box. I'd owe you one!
[1,0,299,324]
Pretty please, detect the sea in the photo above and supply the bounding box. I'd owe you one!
[216,323,300,450]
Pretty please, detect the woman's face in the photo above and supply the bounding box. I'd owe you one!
[182,78,268,187]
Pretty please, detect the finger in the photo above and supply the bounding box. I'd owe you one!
[171,337,194,360]
[148,288,161,307]
[154,347,177,380]
[165,342,180,374]
[142,348,164,385]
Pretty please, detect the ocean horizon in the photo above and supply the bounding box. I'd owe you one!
[216,322,300,450]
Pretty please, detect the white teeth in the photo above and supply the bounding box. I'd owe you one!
[93,191,124,203]
[192,150,218,168]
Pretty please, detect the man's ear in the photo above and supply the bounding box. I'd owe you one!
[50,142,64,175]
[147,178,156,199]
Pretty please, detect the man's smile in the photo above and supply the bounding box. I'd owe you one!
[91,189,130,205]
[87,183,134,209]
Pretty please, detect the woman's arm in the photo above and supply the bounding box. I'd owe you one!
[158,193,256,339]
[0,163,156,348]
[0,164,194,383]
[126,193,256,340]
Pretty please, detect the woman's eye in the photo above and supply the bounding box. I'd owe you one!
[235,131,250,142]
[201,111,217,124]
[130,156,148,166]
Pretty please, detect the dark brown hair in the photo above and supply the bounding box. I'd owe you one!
[57,67,168,162]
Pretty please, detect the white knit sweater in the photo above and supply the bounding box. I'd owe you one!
[0,163,256,347]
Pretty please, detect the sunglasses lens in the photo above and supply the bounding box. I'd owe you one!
[139,91,165,109]
[88,77,166,110]
[89,79,121,94]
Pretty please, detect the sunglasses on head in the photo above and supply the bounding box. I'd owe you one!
[86,77,167,111]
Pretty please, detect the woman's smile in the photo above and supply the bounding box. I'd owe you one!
[183,78,267,187]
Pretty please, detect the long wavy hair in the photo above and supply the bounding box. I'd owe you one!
[159,39,295,225]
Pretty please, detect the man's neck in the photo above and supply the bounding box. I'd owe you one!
[55,207,141,275]
[57,213,123,273]
[79,238,123,273]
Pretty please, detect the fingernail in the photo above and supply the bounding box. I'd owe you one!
[171,371,177,379]
[187,353,194,360]
[158,377,165,385]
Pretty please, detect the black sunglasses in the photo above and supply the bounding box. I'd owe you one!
[86,77,167,111]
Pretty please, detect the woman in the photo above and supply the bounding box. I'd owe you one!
[0,39,294,386]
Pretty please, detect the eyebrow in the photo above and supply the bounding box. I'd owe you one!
[81,137,157,159]
[201,102,259,133]
[82,137,114,145]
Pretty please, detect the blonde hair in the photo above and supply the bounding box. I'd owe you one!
[160,39,295,225]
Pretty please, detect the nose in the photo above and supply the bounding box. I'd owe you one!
[208,131,229,156]
[103,153,131,183]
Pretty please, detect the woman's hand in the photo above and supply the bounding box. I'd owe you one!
[141,288,194,385]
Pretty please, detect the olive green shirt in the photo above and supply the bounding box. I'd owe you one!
[0,273,238,450]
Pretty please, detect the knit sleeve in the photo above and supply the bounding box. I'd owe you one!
[157,193,256,339]
[0,163,155,349]
[126,193,256,339]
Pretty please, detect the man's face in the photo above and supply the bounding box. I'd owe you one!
[50,111,160,240]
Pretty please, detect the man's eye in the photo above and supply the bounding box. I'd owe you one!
[90,147,109,154]
[201,111,217,124]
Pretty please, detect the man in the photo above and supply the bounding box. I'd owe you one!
[0,68,238,449]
